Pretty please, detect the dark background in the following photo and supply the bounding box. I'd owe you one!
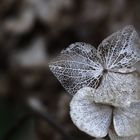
[0,0,140,140]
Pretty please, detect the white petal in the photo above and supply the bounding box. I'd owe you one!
[70,87,112,138]
[93,72,140,107]
[110,67,136,73]
[109,128,140,140]
[49,42,103,95]
[97,25,140,71]
[113,102,140,137]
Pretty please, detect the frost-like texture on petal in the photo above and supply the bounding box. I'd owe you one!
[97,25,140,71]
[113,102,140,137]
[112,67,136,73]
[70,87,112,138]
[109,128,139,140]
[49,42,103,95]
[93,72,140,107]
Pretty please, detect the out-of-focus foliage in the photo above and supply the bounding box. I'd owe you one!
[10,118,37,140]
[0,97,30,139]
[0,0,139,140]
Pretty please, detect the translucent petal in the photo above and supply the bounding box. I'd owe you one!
[113,102,140,137]
[111,67,136,73]
[49,42,103,95]
[97,25,140,71]
[109,128,140,140]
[70,87,112,138]
[134,61,140,73]
[93,72,140,107]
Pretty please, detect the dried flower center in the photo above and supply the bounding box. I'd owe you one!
[103,69,108,74]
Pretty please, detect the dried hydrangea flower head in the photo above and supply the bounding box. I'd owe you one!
[49,25,140,107]
[49,25,140,138]
[70,87,140,138]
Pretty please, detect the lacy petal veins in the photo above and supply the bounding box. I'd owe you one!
[49,25,140,138]
[49,25,140,107]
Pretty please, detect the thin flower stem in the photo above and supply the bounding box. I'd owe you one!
[3,97,77,140]
[27,97,76,140]
[35,109,74,140]
[3,114,31,140]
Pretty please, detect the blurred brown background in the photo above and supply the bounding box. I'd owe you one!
[0,0,140,140]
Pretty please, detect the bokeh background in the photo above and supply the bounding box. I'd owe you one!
[0,0,140,140]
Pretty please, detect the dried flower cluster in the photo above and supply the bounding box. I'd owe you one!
[49,25,140,140]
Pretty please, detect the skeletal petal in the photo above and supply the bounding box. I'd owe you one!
[49,42,103,95]
[93,72,140,107]
[113,102,140,137]
[97,25,140,71]
[70,87,112,138]
[110,67,136,73]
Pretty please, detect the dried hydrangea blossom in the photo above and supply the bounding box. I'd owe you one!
[49,25,140,107]
[70,87,140,138]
